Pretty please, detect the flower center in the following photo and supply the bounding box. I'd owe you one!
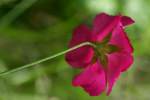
[91,33,120,69]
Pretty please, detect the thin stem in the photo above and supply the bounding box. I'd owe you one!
[0,42,95,77]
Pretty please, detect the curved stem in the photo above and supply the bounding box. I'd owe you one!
[0,42,95,77]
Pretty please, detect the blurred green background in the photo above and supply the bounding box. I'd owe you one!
[0,0,149,100]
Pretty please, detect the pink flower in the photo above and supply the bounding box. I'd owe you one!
[65,13,134,96]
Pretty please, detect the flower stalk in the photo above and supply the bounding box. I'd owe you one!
[0,42,95,77]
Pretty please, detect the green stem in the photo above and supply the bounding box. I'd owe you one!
[0,42,95,77]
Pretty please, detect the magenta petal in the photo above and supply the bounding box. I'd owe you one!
[109,24,133,53]
[107,24,134,94]
[72,62,106,96]
[121,54,133,72]
[92,13,121,42]
[106,52,133,95]
[93,13,114,34]
[69,24,91,47]
[65,24,94,68]
[121,16,135,26]
[65,46,94,68]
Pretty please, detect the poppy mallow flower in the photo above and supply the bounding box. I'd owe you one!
[65,12,134,96]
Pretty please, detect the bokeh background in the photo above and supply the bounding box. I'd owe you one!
[0,0,149,100]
